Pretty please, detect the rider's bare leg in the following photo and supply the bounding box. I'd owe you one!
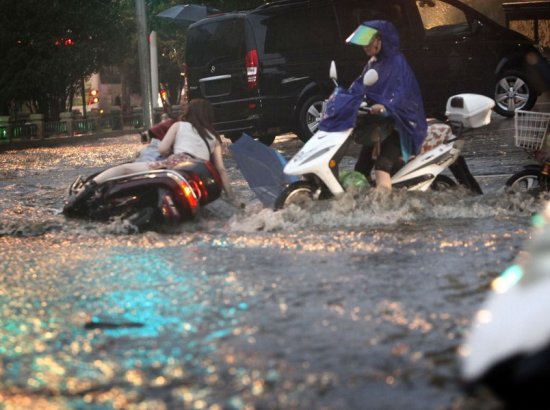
[93,162,150,184]
[374,170,392,191]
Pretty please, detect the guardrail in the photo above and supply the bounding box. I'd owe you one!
[0,111,144,146]
[0,106,183,147]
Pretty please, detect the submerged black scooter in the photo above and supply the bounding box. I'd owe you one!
[63,159,222,231]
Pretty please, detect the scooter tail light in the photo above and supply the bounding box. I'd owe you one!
[180,182,199,210]
[245,49,259,89]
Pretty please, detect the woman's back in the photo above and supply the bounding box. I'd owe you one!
[173,122,217,160]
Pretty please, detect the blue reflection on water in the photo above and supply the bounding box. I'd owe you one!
[0,243,254,405]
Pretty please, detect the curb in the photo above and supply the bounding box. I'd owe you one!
[0,129,142,152]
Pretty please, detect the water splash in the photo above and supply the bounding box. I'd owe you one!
[229,188,545,233]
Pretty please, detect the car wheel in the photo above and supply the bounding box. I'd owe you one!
[505,169,546,193]
[296,94,325,142]
[494,70,537,117]
[274,181,319,210]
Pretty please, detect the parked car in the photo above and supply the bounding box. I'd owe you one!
[184,0,549,143]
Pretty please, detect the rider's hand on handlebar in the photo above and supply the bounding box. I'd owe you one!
[371,104,386,115]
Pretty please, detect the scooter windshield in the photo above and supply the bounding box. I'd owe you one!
[319,83,364,132]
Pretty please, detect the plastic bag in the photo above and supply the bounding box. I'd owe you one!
[339,170,370,191]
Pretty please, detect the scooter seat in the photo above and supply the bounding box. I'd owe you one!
[419,121,452,154]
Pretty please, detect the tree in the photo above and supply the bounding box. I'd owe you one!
[0,0,269,118]
[0,0,127,119]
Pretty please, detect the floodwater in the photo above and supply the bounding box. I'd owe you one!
[0,112,547,409]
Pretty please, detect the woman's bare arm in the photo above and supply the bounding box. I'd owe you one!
[212,143,235,199]
[158,122,179,156]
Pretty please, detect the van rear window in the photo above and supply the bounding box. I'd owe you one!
[187,19,246,66]
[264,6,338,54]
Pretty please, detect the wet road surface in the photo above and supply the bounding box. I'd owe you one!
[1,102,549,409]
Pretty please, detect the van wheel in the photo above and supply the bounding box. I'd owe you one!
[296,94,325,142]
[493,70,536,117]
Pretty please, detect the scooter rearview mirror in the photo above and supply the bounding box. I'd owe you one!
[329,60,338,82]
[363,69,378,86]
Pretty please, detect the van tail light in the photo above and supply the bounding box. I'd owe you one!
[181,63,189,103]
[245,49,259,89]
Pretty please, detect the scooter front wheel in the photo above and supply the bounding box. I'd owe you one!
[274,181,319,210]
[505,169,546,193]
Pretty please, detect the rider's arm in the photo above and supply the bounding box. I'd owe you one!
[158,122,179,156]
[211,143,235,200]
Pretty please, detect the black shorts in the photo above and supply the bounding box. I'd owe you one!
[355,131,404,177]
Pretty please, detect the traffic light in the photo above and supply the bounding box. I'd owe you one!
[88,89,99,105]
[159,88,168,102]
[54,37,75,47]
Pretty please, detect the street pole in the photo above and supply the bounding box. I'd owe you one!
[81,77,87,119]
[150,31,160,109]
[135,0,153,129]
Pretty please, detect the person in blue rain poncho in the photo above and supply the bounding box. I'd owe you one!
[348,20,427,190]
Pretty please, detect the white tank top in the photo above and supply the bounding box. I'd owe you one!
[172,122,217,160]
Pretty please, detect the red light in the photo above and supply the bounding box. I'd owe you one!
[245,49,259,89]
[88,89,99,105]
[180,182,199,210]
[55,37,74,46]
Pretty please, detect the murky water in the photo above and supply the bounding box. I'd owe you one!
[0,114,547,409]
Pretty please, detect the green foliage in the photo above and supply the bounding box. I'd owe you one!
[0,0,127,118]
[0,0,268,117]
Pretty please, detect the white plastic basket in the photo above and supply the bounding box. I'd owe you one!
[514,110,550,151]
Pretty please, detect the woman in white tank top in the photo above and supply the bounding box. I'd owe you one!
[64,99,234,209]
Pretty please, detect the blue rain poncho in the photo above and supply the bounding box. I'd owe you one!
[318,83,364,133]
[352,20,427,161]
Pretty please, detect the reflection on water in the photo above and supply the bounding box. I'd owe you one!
[0,134,544,408]
[0,245,254,409]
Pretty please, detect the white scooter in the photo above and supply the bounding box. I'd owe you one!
[274,62,494,209]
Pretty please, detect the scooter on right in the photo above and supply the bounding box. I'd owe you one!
[506,109,550,193]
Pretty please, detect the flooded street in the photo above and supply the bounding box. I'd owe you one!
[0,111,547,409]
